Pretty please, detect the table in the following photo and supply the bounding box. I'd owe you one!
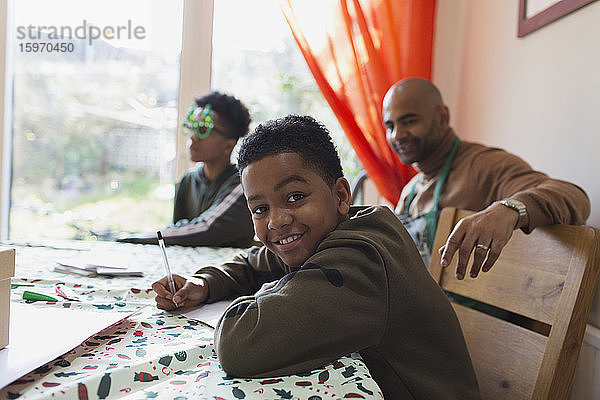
[0,241,383,399]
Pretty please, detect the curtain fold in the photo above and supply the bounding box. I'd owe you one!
[281,0,436,204]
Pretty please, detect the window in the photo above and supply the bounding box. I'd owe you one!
[1,0,360,242]
[211,0,361,181]
[4,0,184,241]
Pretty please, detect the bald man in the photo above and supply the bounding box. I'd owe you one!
[383,78,590,279]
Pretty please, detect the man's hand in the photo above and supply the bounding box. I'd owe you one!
[152,274,208,310]
[439,202,520,279]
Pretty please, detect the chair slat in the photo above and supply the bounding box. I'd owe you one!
[453,303,547,400]
[441,259,566,324]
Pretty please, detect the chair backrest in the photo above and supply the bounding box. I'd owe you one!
[429,207,600,400]
[350,170,392,207]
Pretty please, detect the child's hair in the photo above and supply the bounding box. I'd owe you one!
[237,115,343,186]
[195,92,251,140]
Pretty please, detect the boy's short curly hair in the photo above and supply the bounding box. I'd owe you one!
[237,115,344,186]
[195,92,251,140]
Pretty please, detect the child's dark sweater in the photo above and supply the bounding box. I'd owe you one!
[193,206,480,399]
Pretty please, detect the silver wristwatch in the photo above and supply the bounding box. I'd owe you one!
[497,199,527,228]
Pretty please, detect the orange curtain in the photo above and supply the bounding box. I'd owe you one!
[281,0,436,204]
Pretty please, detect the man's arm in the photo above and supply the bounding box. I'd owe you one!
[441,150,590,279]
[214,243,387,378]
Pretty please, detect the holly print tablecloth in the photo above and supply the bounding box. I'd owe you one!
[0,242,383,400]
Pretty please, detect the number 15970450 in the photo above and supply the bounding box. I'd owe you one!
[19,42,74,53]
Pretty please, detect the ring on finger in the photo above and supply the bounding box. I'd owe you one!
[476,244,489,252]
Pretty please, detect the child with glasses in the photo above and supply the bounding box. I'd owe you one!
[118,92,255,248]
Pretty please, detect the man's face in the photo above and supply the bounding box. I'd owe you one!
[382,89,445,165]
[188,111,235,163]
[242,153,348,268]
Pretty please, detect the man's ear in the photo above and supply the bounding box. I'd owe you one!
[438,105,450,130]
[333,177,351,216]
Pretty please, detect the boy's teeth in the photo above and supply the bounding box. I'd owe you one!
[279,235,300,245]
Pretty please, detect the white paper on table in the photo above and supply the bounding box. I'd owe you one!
[0,303,140,388]
[56,248,144,277]
[180,300,232,328]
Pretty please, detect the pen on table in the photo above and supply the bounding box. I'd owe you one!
[157,231,177,296]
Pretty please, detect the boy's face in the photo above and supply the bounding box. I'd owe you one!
[188,111,236,163]
[242,153,351,268]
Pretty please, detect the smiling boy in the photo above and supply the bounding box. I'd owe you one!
[152,115,480,399]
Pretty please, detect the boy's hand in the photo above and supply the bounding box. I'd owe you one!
[152,274,209,310]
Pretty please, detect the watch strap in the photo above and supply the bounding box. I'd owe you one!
[497,199,527,228]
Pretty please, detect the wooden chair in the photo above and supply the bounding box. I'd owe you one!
[429,207,600,400]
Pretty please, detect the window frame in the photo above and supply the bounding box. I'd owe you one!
[0,0,214,240]
[0,0,11,240]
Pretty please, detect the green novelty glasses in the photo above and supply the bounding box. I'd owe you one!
[182,104,215,139]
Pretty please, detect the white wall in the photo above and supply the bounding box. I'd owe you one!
[432,0,600,327]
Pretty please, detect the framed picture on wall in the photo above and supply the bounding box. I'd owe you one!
[518,0,599,37]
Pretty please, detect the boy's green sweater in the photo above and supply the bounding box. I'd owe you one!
[194,206,481,400]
